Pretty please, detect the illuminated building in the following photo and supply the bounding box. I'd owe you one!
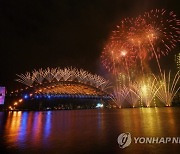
[175,53,180,70]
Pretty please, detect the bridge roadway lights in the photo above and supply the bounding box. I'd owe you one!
[29,94,111,100]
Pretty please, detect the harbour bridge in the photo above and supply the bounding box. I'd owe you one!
[8,67,112,109]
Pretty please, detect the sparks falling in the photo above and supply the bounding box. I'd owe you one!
[156,71,180,106]
[16,67,110,91]
[102,9,180,108]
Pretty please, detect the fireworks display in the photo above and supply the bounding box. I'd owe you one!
[111,73,180,108]
[112,76,160,108]
[14,9,180,108]
[112,85,139,108]
[156,71,180,106]
[101,40,137,74]
[16,67,110,91]
[101,9,180,107]
[101,9,180,74]
[113,9,180,58]
[136,76,160,107]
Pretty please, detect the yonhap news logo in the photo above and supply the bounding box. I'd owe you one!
[117,132,132,149]
[117,132,180,149]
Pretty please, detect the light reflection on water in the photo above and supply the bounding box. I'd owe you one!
[0,108,180,153]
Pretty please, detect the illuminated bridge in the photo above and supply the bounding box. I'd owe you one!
[8,68,112,109]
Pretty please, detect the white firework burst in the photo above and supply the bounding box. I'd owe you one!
[15,67,110,91]
[16,72,34,87]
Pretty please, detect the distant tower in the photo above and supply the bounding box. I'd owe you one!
[175,53,180,70]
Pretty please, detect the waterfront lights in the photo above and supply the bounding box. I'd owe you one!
[24,94,28,99]
[18,99,23,103]
[14,102,18,106]
[96,103,104,108]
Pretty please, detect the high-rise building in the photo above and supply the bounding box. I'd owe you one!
[175,53,180,70]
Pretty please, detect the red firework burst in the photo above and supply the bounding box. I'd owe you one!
[143,9,180,58]
[101,40,137,73]
[113,9,180,60]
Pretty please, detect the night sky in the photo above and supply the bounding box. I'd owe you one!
[0,0,180,90]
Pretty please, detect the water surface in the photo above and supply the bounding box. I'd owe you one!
[0,108,180,153]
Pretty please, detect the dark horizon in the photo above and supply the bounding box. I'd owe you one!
[0,0,180,90]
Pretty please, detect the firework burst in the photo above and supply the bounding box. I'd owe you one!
[156,71,180,106]
[32,69,45,84]
[131,75,161,107]
[101,9,180,108]
[101,40,137,74]
[16,67,110,91]
[111,85,127,108]
[16,72,34,87]
[111,82,140,108]
[109,9,180,74]
[143,9,180,57]
[113,9,180,59]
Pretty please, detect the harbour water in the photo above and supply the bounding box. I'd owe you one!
[0,108,180,153]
